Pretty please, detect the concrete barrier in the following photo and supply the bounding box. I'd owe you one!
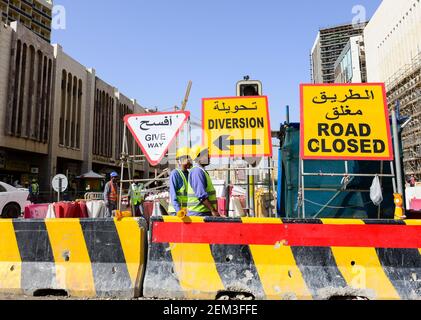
[0,218,147,298]
[143,216,421,300]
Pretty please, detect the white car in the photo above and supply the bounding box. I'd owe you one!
[0,182,31,218]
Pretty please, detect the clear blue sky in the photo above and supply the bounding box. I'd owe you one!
[52,0,381,127]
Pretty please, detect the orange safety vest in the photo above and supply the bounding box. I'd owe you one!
[109,182,118,202]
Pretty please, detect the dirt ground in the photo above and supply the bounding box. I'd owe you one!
[0,293,162,300]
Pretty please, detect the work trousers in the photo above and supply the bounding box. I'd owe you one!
[105,201,117,218]
[132,203,144,217]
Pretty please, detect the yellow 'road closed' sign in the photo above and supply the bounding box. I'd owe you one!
[203,96,273,158]
[300,83,393,161]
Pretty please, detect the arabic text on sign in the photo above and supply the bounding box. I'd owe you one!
[213,101,259,114]
[325,106,364,121]
[139,116,174,131]
[312,89,375,104]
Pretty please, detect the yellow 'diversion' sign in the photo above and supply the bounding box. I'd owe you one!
[203,96,273,158]
[300,83,393,161]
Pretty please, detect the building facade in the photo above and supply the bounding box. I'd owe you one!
[0,21,150,199]
[0,0,52,42]
[334,35,367,83]
[311,22,367,83]
[0,21,53,191]
[364,0,421,179]
[364,0,421,83]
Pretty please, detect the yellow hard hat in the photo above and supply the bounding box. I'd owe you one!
[176,147,191,160]
[190,145,208,160]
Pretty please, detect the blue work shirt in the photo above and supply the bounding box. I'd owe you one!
[169,169,189,214]
[188,166,212,217]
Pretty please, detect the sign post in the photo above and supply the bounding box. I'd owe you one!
[299,83,395,217]
[52,174,68,202]
[203,96,273,159]
[203,96,272,216]
[300,83,393,161]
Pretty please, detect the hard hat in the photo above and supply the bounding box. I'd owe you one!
[190,145,208,160]
[110,171,119,178]
[176,147,191,160]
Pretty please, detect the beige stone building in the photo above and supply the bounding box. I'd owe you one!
[364,0,421,179]
[365,0,421,83]
[0,21,54,191]
[0,21,150,199]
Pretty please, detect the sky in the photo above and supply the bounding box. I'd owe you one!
[52,0,382,128]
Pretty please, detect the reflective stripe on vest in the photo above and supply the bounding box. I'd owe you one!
[108,182,118,202]
[168,169,188,213]
[187,166,217,213]
[131,183,143,205]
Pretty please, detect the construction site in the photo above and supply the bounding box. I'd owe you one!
[311,22,367,84]
[386,52,421,181]
[0,0,421,306]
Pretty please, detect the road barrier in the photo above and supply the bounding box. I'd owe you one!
[143,216,421,300]
[0,218,147,298]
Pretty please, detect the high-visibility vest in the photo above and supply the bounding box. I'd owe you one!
[187,166,217,214]
[108,182,118,202]
[31,183,39,194]
[168,169,188,214]
[130,183,143,205]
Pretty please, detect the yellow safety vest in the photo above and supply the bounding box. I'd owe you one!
[187,166,217,213]
[168,169,188,214]
[131,183,143,205]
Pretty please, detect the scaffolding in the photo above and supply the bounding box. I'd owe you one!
[386,52,421,180]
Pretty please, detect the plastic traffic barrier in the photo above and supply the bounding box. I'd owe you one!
[24,204,50,219]
[53,202,89,218]
[410,198,421,211]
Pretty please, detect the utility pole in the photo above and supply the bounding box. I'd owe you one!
[182,81,193,148]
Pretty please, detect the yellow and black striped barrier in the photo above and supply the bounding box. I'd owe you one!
[0,218,147,298]
[143,216,421,300]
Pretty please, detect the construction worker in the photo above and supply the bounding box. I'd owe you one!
[168,147,192,215]
[29,178,40,203]
[104,172,119,218]
[128,176,144,217]
[410,174,416,187]
[187,145,220,217]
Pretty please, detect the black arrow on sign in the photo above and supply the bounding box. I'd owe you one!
[214,135,261,151]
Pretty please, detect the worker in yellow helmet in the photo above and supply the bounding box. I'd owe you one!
[167,147,193,215]
[186,145,220,217]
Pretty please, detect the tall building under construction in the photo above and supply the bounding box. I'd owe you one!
[0,0,52,42]
[386,54,421,180]
[311,22,367,83]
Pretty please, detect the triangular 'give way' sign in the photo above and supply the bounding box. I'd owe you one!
[124,111,190,166]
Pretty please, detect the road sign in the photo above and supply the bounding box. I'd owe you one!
[203,96,272,158]
[300,83,393,161]
[52,174,68,193]
[124,111,190,166]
